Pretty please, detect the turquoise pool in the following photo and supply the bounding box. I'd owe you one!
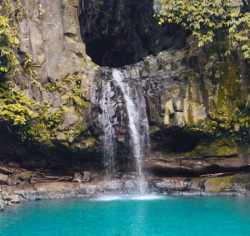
[1,195,250,236]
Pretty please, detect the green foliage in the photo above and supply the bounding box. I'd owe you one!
[72,118,87,139]
[68,80,89,110]
[0,1,91,144]
[0,1,65,143]
[2,0,23,36]
[158,0,250,58]
[185,104,250,143]
[21,54,40,80]
[27,102,66,142]
[0,1,38,128]
[43,74,77,92]
[64,75,77,85]
[43,75,89,110]
[39,7,45,16]
[96,0,104,6]
[43,82,63,92]
[61,0,70,8]
[0,81,38,125]
[0,4,20,79]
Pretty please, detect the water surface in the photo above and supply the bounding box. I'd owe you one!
[1,196,250,236]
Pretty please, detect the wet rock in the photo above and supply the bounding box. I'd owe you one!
[1,174,250,200]
[118,125,127,135]
[11,195,21,204]
[4,195,21,204]
[6,177,17,186]
[56,133,67,141]
[0,197,6,211]
[19,173,31,182]
[82,171,91,182]
[0,173,8,185]
[97,180,124,195]
[124,180,139,194]
[73,173,82,183]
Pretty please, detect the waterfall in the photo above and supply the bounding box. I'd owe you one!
[101,80,117,178]
[112,69,150,194]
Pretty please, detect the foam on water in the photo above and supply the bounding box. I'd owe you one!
[130,195,167,200]
[90,195,169,202]
[91,196,123,201]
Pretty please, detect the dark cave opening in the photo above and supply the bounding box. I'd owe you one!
[78,0,186,67]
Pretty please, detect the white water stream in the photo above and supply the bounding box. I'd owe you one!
[112,69,150,194]
[101,81,117,177]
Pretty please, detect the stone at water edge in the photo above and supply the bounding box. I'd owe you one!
[73,173,83,183]
[6,177,17,186]
[0,198,6,211]
[82,171,91,182]
[0,173,8,185]
[4,195,21,204]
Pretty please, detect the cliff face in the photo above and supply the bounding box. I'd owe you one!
[0,0,101,175]
[117,40,250,176]
[0,0,250,178]
[89,34,250,176]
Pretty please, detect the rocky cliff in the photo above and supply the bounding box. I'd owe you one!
[0,0,101,175]
[0,0,250,181]
[89,34,250,177]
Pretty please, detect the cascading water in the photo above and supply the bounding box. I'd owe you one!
[112,69,150,194]
[101,80,117,178]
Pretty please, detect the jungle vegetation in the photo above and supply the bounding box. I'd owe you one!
[158,0,250,58]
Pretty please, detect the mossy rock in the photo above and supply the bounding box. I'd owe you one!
[205,175,238,192]
[192,139,238,158]
[153,151,190,159]
[19,173,31,182]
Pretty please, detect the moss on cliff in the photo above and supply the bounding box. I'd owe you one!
[0,1,91,145]
[185,105,250,145]
[192,139,238,158]
[185,43,249,143]
[206,175,238,192]
[0,1,38,134]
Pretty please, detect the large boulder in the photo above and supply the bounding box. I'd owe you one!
[82,171,91,182]
[72,173,82,183]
